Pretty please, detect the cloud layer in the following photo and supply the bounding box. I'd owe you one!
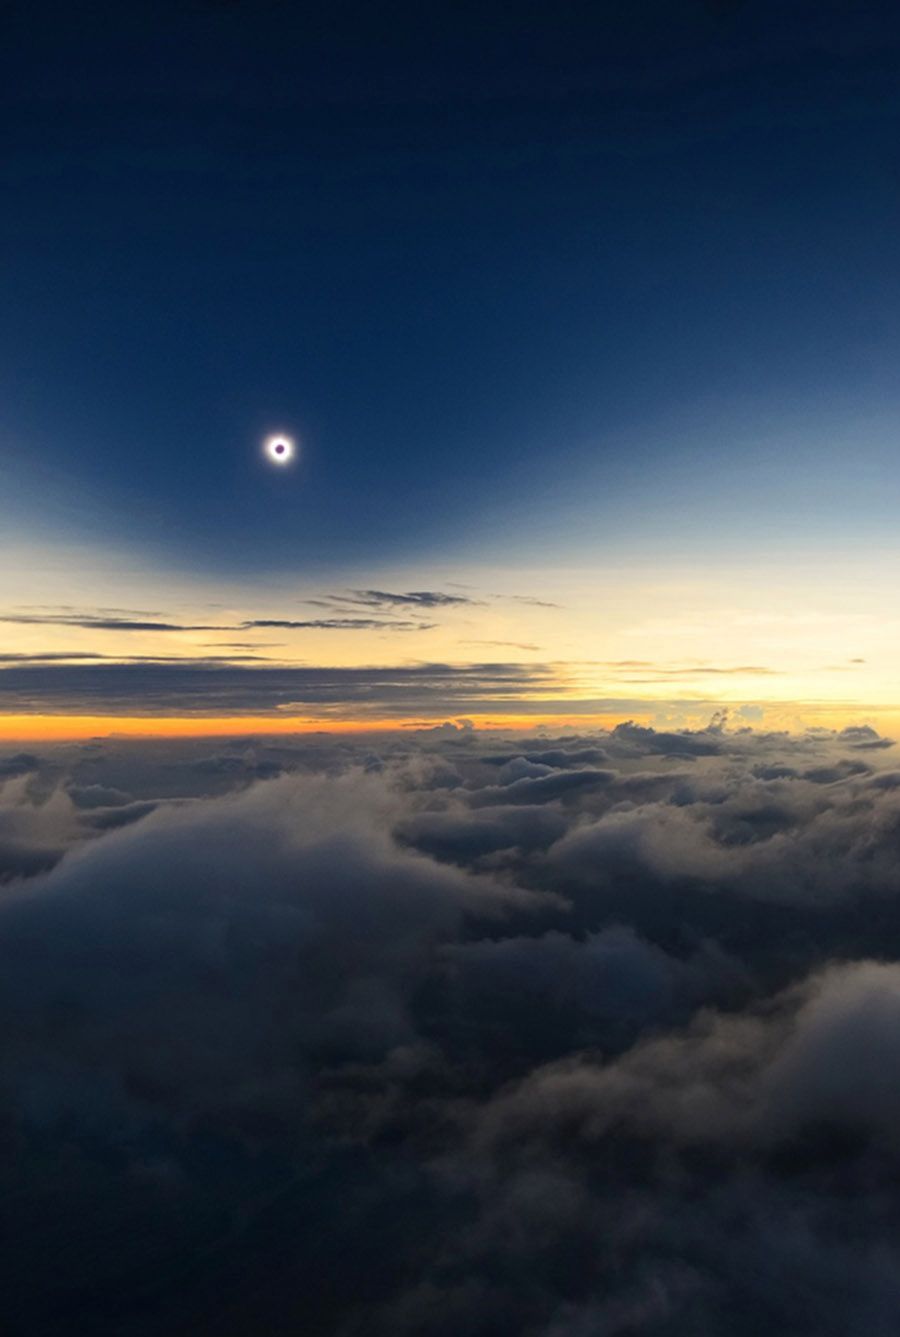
[2,721,900,1334]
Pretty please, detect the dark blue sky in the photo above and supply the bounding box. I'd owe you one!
[4,0,900,575]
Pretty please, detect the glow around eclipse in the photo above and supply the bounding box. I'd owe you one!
[264,434,296,466]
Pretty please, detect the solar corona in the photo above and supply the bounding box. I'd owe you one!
[264,434,295,465]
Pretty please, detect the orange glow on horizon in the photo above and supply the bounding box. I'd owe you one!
[0,712,634,741]
[0,705,896,742]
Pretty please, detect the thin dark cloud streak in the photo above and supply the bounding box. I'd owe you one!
[1,614,226,632]
[497,594,562,608]
[12,605,165,617]
[245,618,435,631]
[462,640,543,651]
[0,652,276,664]
[617,664,778,676]
[322,589,481,610]
[0,612,438,634]
[566,661,781,677]
[0,652,122,663]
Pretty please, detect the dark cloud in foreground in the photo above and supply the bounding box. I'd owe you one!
[837,723,894,750]
[4,722,900,1334]
[0,751,40,776]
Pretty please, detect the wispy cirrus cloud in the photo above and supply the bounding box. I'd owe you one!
[307,588,481,613]
[558,660,782,684]
[609,665,780,682]
[462,640,543,651]
[495,593,562,608]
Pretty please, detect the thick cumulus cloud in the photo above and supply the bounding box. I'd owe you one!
[0,772,81,879]
[1,772,543,1130]
[4,721,900,1334]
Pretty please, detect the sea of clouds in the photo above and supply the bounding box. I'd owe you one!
[3,718,900,1334]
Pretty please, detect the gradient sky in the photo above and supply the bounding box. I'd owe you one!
[3,0,900,734]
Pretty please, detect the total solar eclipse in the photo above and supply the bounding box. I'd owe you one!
[264,434,295,466]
